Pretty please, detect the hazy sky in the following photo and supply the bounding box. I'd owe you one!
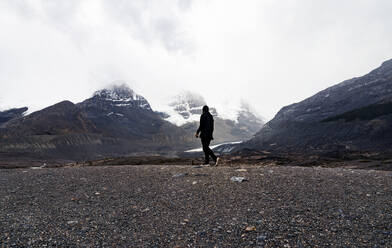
[1,0,392,120]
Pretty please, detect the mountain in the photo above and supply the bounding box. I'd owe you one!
[0,85,197,161]
[0,107,28,126]
[160,92,264,144]
[240,59,392,155]
[161,92,218,125]
[2,101,95,136]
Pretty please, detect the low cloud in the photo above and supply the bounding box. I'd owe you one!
[0,0,392,119]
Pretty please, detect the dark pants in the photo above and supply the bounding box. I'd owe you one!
[201,138,217,164]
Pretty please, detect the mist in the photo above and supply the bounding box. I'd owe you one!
[1,0,392,120]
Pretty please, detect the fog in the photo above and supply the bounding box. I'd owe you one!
[1,0,392,120]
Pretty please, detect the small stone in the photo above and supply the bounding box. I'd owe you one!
[67,220,78,225]
[172,173,188,178]
[257,235,267,241]
[230,176,247,182]
[245,226,256,232]
[192,181,197,185]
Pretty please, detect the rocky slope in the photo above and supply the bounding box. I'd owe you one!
[241,59,392,154]
[0,85,197,161]
[0,107,28,126]
[161,92,264,144]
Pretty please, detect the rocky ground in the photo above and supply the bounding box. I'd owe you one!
[1,163,391,247]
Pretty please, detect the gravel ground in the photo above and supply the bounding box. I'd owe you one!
[1,164,391,247]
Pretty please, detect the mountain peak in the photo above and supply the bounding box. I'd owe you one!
[162,92,219,125]
[170,91,207,109]
[160,92,265,135]
[94,84,139,101]
[238,101,265,124]
[91,84,152,110]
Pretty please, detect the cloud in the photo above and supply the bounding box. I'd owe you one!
[0,0,195,111]
[101,0,195,54]
[0,0,392,120]
[2,0,195,53]
[177,0,193,11]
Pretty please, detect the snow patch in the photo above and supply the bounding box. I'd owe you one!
[159,105,201,126]
[107,112,124,117]
[115,103,131,107]
[94,84,152,110]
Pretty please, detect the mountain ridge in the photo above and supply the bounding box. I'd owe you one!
[0,85,197,161]
[240,58,392,154]
[0,107,28,127]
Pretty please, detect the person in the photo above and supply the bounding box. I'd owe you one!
[195,105,219,166]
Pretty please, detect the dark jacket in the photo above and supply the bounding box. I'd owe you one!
[197,112,214,140]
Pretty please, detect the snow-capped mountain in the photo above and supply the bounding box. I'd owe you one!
[160,92,265,143]
[76,84,193,145]
[161,92,217,126]
[0,84,197,161]
[162,92,263,125]
[0,83,263,161]
[90,84,152,111]
[236,101,266,133]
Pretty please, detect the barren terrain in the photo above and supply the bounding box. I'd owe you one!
[1,163,391,247]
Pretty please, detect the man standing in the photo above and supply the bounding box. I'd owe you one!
[195,105,219,166]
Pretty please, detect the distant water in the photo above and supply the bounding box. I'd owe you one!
[185,141,243,153]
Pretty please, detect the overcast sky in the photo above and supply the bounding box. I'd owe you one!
[1,0,392,120]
